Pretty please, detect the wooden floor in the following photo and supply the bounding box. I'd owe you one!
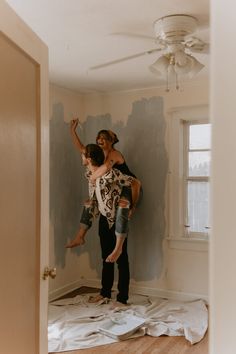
[50,287,209,354]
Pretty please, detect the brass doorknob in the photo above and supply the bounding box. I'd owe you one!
[43,267,57,280]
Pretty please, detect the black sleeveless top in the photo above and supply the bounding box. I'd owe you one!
[113,161,136,178]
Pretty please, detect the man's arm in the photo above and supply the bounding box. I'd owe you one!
[70,118,86,154]
[90,160,112,182]
[90,150,124,182]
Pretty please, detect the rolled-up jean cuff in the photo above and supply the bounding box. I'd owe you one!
[115,232,127,239]
[115,207,129,234]
[80,222,90,231]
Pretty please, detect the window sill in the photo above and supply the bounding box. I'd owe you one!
[166,237,209,252]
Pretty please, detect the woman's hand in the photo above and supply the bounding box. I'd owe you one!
[69,118,86,153]
[70,118,79,131]
[128,205,136,219]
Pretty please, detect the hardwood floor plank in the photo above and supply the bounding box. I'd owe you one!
[58,334,208,354]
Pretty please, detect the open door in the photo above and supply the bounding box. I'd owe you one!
[0,2,49,354]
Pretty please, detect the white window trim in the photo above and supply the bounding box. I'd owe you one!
[183,120,210,239]
[167,105,209,251]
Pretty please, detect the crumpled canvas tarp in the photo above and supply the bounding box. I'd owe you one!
[48,293,208,353]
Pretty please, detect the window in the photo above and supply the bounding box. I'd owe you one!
[184,122,211,238]
[168,105,210,251]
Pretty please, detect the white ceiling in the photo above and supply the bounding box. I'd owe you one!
[6,0,210,93]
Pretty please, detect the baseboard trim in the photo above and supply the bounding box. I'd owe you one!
[129,283,209,304]
[49,278,208,304]
[49,279,84,301]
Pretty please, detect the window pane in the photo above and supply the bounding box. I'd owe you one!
[188,151,210,176]
[187,181,209,233]
[189,124,211,150]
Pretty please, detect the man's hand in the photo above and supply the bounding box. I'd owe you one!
[90,173,97,184]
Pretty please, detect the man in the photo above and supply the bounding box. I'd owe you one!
[66,144,141,305]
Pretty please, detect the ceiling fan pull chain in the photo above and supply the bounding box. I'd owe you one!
[176,72,180,90]
[166,68,170,92]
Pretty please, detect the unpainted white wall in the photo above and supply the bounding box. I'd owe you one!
[210,1,236,353]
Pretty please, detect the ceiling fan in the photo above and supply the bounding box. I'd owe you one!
[89,14,209,91]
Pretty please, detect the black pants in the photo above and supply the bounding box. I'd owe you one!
[99,214,130,304]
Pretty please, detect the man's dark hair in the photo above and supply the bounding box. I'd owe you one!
[85,144,105,166]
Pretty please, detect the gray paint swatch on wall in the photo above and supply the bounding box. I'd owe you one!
[50,103,99,268]
[121,97,168,281]
[50,97,168,281]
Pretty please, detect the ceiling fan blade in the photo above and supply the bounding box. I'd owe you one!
[185,36,210,54]
[189,43,210,54]
[89,48,162,70]
[192,24,210,42]
[111,32,156,41]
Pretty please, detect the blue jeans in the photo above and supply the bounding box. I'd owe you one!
[79,186,132,238]
[114,186,131,238]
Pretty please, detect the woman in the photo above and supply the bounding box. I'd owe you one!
[70,119,139,222]
[69,119,141,305]
[70,119,136,179]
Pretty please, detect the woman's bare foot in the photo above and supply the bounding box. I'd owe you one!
[106,248,122,263]
[66,228,87,248]
[65,236,85,248]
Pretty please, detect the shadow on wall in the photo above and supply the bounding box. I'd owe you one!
[50,97,168,281]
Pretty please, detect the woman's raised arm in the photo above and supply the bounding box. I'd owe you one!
[70,119,86,154]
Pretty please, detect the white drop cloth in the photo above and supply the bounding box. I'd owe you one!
[48,293,208,353]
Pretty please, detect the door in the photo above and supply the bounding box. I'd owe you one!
[0,2,49,354]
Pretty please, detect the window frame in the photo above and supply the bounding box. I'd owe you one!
[183,120,211,239]
[167,105,209,251]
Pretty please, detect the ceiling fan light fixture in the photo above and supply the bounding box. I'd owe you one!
[174,50,188,66]
[174,54,194,75]
[187,56,205,78]
[149,55,170,77]
[149,51,204,91]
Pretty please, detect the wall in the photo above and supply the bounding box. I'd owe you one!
[49,79,209,300]
[210,0,236,353]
